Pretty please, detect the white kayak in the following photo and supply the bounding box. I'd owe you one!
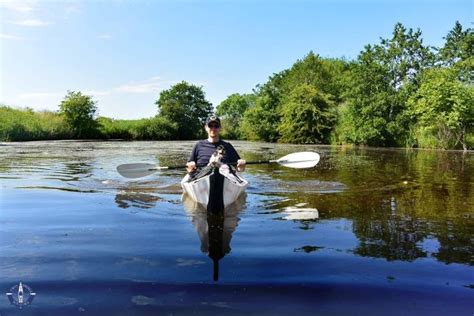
[181,164,248,212]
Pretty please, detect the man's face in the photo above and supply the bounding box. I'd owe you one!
[206,122,221,137]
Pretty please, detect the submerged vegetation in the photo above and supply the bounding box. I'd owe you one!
[2,21,473,149]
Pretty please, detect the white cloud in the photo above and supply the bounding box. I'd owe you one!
[83,90,110,97]
[0,0,35,13]
[11,19,52,27]
[115,77,165,94]
[2,0,79,30]
[0,33,26,40]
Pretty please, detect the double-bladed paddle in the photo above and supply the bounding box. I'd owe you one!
[117,151,320,179]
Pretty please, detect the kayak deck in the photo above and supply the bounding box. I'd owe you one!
[181,165,248,212]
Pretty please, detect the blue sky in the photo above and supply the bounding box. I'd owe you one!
[1,0,472,119]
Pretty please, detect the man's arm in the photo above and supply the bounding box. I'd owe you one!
[187,143,199,173]
[225,142,246,172]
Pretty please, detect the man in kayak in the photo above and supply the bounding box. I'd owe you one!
[186,114,246,174]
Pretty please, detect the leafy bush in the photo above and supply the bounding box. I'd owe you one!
[98,116,177,140]
[59,91,98,138]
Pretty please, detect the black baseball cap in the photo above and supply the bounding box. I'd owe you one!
[205,114,221,126]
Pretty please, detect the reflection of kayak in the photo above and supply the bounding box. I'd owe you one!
[181,164,248,212]
[182,192,245,281]
[182,190,246,215]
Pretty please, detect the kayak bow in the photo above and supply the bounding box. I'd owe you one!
[181,165,248,213]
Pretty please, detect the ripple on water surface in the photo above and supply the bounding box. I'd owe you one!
[0,141,473,315]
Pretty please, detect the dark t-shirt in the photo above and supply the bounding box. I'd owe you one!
[188,139,241,166]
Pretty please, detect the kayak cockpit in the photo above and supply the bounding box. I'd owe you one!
[181,164,248,213]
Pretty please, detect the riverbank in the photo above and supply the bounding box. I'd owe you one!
[2,105,473,150]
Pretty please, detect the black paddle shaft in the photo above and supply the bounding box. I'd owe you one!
[228,160,276,166]
[161,160,274,170]
[155,159,279,171]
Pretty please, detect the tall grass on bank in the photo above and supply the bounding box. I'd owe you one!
[0,106,72,141]
[97,116,177,140]
[0,105,178,141]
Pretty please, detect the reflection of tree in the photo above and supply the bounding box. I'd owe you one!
[353,216,428,261]
[114,183,163,209]
[115,192,161,209]
[432,222,474,265]
[273,147,474,265]
[183,194,244,281]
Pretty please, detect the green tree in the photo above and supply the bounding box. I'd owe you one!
[379,23,435,89]
[278,84,336,144]
[408,67,474,150]
[280,52,348,100]
[240,71,287,141]
[216,93,255,139]
[438,21,474,85]
[240,52,351,143]
[59,91,98,138]
[438,21,473,66]
[339,23,434,146]
[378,23,435,145]
[339,47,397,146]
[282,52,332,92]
[155,81,213,139]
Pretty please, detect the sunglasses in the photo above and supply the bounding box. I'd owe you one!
[208,124,220,129]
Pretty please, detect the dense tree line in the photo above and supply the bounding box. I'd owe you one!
[1,22,472,149]
[216,21,473,150]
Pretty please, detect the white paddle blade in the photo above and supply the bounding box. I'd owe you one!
[117,163,157,178]
[277,152,320,169]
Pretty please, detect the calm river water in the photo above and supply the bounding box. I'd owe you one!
[0,140,473,315]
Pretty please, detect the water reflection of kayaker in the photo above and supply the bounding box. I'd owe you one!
[185,114,246,173]
[183,194,243,281]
